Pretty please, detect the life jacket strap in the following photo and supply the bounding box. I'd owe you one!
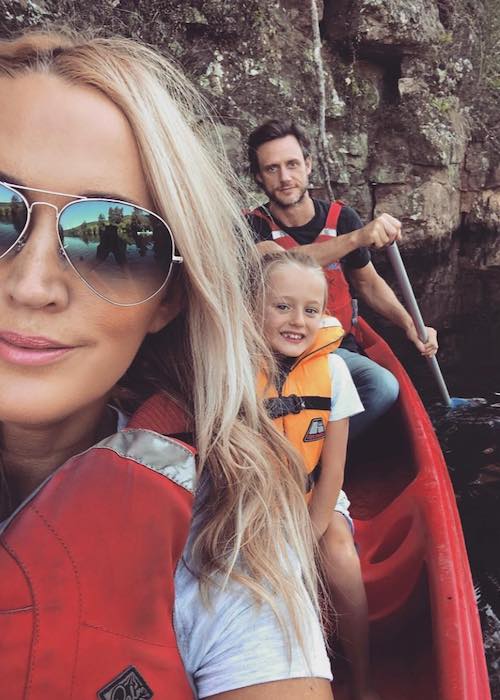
[306,462,322,493]
[264,395,331,420]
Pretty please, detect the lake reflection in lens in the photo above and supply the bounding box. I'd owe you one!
[0,183,28,255]
[59,200,172,304]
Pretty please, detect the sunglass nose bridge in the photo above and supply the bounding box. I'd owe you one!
[12,229,66,259]
[11,200,63,254]
[29,200,59,213]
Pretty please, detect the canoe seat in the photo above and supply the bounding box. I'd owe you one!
[354,480,426,628]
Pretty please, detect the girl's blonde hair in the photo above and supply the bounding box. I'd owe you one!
[0,30,320,641]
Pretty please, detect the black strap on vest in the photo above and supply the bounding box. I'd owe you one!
[306,462,322,494]
[264,394,331,420]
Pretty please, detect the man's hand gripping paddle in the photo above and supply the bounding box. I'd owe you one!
[387,242,481,410]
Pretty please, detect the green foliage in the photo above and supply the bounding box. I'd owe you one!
[439,30,454,45]
[430,96,454,114]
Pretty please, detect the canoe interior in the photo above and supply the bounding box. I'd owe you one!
[332,409,438,699]
[329,318,490,700]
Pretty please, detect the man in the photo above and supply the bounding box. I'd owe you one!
[247,119,438,438]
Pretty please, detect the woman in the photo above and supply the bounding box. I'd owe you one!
[0,30,333,699]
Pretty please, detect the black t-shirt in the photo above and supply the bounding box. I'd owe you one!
[248,199,369,352]
[247,198,371,269]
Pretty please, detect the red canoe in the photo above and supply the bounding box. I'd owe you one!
[334,318,491,700]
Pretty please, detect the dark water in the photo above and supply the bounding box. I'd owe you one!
[430,394,500,698]
[427,391,500,689]
[377,326,500,697]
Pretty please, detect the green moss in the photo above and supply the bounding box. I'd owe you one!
[439,30,454,45]
[430,96,454,114]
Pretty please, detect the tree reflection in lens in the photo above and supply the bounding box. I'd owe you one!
[58,200,172,303]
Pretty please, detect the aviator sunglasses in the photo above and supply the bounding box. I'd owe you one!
[0,181,182,306]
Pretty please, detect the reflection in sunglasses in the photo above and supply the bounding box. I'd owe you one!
[0,181,181,305]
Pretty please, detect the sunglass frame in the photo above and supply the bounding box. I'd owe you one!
[0,180,182,306]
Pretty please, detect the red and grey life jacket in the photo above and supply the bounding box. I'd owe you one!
[258,317,344,497]
[251,201,356,333]
[0,394,195,700]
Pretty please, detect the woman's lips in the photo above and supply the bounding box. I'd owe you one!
[0,331,76,366]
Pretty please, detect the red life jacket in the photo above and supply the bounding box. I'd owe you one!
[0,394,195,700]
[251,201,355,333]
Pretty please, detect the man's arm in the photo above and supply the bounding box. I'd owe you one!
[255,213,401,264]
[294,213,402,268]
[349,262,438,357]
[255,239,283,255]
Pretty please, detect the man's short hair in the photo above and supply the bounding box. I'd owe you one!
[247,119,311,178]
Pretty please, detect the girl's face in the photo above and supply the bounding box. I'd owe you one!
[263,263,326,358]
[0,72,179,427]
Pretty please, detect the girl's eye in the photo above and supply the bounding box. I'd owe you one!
[306,308,319,315]
[276,303,289,311]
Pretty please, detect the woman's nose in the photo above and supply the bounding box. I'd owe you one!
[2,205,70,309]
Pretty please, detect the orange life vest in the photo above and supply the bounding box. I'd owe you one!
[250,201,355,333]
[0,394,195,700]
[258,317,344,493]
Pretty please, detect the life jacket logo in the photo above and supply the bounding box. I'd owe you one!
[303,418,326,442]
[98,666,153,700]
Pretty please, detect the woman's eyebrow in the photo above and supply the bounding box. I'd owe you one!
[0,174,141,205]
[81,189,142,205]
[0,170,25,186]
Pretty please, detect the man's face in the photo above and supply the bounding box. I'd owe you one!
[255,135,311,209]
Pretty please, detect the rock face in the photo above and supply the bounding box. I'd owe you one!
[0,0,498,371]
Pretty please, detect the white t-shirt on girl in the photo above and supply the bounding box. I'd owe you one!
[328,352,364,422]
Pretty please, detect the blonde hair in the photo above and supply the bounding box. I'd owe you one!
[0,30,321,641]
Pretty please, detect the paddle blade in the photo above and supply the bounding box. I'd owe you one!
[448,397,487,410]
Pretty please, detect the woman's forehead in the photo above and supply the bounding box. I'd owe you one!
[0,72,151,207]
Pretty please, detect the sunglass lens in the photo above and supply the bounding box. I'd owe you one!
[0,183,28,256]
[59,200,173,304]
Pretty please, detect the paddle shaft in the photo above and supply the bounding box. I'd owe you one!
[387,242,452,407]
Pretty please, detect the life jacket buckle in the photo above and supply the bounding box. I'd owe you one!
[288,394,305,414]
[263,395,305,419]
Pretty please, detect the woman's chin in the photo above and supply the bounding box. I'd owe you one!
[0,383,107,429]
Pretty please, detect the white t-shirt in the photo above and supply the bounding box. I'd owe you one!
[174,546,332,698]
[110,407,332,697]
[327,352,364,422]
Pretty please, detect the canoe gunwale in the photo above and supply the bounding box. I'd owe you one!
[352,317,491,700]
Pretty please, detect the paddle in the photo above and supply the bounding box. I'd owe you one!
[386,242,471,409]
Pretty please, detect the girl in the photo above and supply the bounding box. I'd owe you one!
[0,30,333,699]
[258,250,379,700]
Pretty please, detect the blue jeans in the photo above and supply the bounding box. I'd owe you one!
[336,347,399,440]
